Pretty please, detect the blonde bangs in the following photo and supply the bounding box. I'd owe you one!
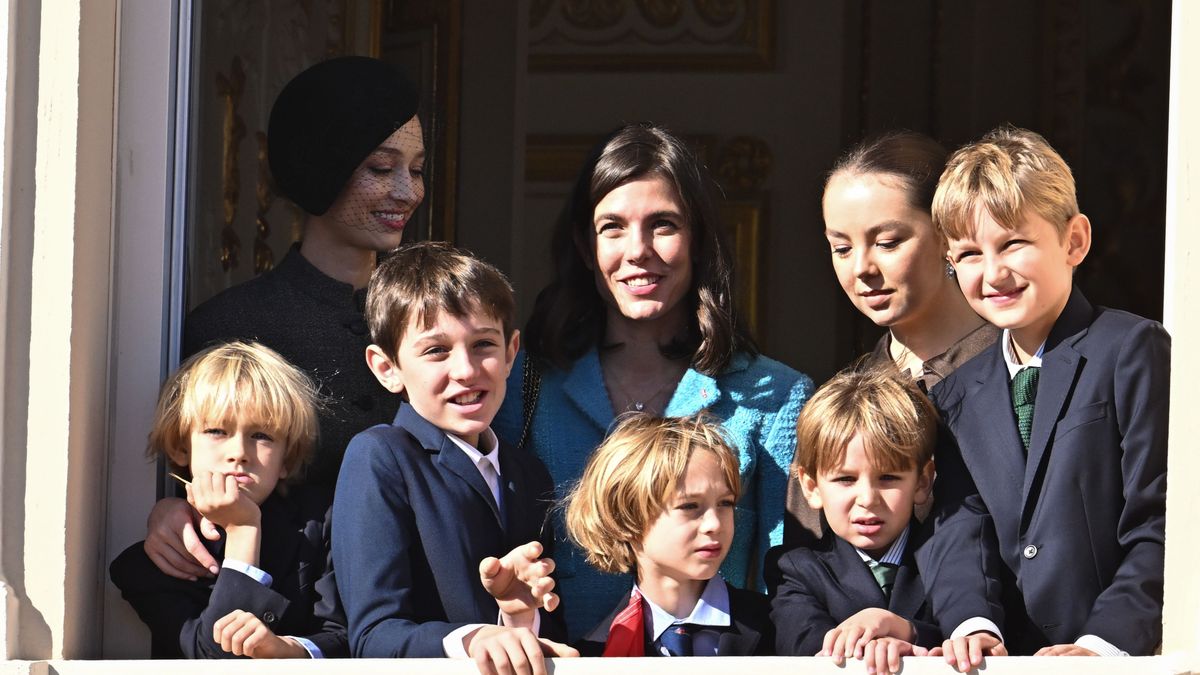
[564,413,741,574]
[147,342,319,477]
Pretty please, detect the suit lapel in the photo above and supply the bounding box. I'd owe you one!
[717,620,760,656]
[1020,287,1092,519]
[887,555,926,621]
[562,349,616,433]
[825,536,888,606]
[954,348,1026,529]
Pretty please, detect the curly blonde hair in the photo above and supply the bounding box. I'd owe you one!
[564,413,741,574]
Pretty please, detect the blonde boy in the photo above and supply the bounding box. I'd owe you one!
[565,413,775,657]
[110,341,346,658]
[768,366,1004,674]
[931,125,1170,656]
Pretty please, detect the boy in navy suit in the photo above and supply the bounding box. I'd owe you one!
[767,367,1005,674]
[110,341,346,659]
[932,125,1170,656]
[563,414,775,658]
[332,242,575,669]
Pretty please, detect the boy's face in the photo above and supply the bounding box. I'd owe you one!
[946,208,1090,349]
[801,432,933,559]
[634,450,735,594]
[179,419,288,505]
[366,307,518,447]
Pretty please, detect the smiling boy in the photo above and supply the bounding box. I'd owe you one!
[931,125,1170,656]
[331,242,573,668]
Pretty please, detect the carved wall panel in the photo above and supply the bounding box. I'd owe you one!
[529,0,775,70]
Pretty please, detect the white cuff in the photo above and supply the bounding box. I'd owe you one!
[950,616,1003,642]
[286,635,323,658]
[1075,634,1127,656]
[501,609,542,636]
[220,558,273,587]
[443,624,489,657]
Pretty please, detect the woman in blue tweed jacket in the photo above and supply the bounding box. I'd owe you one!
[494,123,813,639]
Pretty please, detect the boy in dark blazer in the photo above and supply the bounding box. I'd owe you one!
[110,341,346,659]
[333,242,573,667]
[561,414,774,658]
[932,125,1170,657]
[768,367,1005,674]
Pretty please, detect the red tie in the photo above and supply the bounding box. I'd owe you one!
[602,588,646,657]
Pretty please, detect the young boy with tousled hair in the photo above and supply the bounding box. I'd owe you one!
[931,124,1170,657]
[110,341,347,659]
[562,413,774,657]
[767,366,1005,675]
[332,241,574,672]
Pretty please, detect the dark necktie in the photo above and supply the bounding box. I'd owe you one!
[868,560,898,598]
[1011,366,1040,450]
[657,623,693,657]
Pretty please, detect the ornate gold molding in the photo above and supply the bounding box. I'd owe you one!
[216,56,246,271]
[253,131,274,274]
[529,0,775,71]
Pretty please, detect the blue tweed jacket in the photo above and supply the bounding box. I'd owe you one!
[494,348,813,638]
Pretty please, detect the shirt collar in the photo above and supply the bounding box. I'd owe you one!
[636,576,732,641]
[855,524,909,567]
[1001,329,1045,379]
[445,427,501,475]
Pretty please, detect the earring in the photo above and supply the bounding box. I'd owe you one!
[945,261,956,278]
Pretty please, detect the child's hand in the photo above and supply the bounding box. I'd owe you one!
[819,608,915,664]
[1034,644,1097,656]
[186,470,261,529]
[465,626,578,675]
[479,541,559,625]
[213,609,307,658]
[863,637,928,675]
[931,631,1008,672]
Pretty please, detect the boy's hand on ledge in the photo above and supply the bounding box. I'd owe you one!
[465,626,579,675]
[930,631,1007,672]
[213,609,307,658]
[144,497,220,580]
[863,637,928,675]
[480,541,559,621]
[1034,644,1098,656]
[820,608,915,664]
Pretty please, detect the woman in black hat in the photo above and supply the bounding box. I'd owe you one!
[144,56,425,580]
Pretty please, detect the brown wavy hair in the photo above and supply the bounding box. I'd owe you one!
[523,123,755,375]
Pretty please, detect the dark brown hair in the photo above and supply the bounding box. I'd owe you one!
[826,131,948,214]
[366,241,516,361]
[524,123,754,375]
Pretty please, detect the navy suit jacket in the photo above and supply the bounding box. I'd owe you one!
[109,486,347,658]
[332,404,560,657]
[932,287,1169,654]
[767,523,951,656]
[575,581,774,656]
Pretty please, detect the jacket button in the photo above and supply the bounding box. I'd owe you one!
[1023,544,1038,559]
[263,611,276,624]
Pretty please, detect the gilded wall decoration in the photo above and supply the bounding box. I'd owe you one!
[216,56,246,272]
[528,0,775,70]
[525,133,770,340]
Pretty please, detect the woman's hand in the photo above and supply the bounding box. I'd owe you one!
[143,497,220,580]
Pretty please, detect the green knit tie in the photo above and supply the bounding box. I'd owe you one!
[867,559,897,597]
[1011,366,1040,450]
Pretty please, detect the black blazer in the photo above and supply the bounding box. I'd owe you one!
[575,580,774,656]
[109,486,347,658]
[331,403,561,658]
[932,287,1169,655]
[766,525,943,657]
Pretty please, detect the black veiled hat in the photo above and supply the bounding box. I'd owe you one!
[268,56,420,216]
